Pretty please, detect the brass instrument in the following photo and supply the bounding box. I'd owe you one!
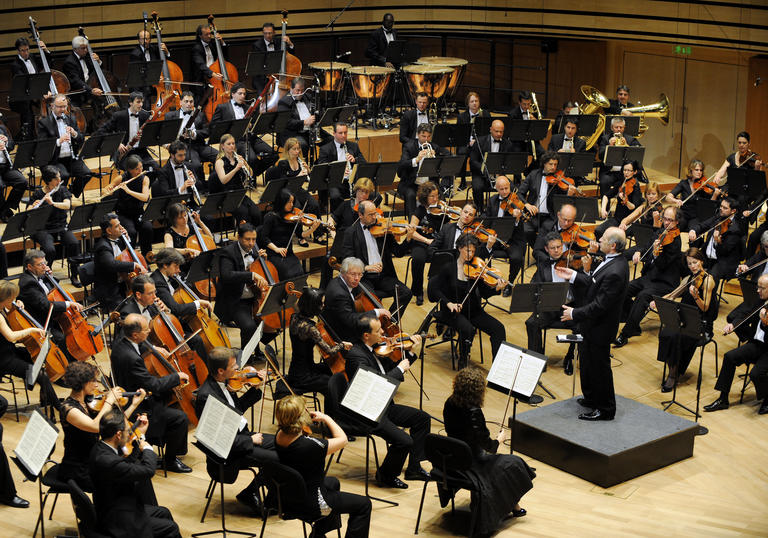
[622,94,669,138]
[613,132,629,147]
[529,92,550,161]
[428,101,438,125]
[578,85,610,150]
[420,142,436,159]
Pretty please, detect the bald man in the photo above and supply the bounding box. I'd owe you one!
[469,120,514,212]
[484,175,527,292]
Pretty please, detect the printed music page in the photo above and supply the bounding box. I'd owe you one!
[342,367,398,423]
[195,395,242,459]
[487,343,545,398]
[14,410,58,477]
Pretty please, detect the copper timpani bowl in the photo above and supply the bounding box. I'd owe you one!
[347,66,394,99]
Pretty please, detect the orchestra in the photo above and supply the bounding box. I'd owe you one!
[2,11,768,536]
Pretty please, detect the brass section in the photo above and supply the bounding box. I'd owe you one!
[623,93,670,137]
[578,85,610,150]
[416,56,468,99]
[308,62,351,92]
[348,66,394,100]
[402,64,454,100]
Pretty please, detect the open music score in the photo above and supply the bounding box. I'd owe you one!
[341,365,399,425]
[13,410,58,478]
[194,395,242,459]
[486,342,546,399]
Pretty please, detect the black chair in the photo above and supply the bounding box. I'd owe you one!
[33,463,71,538]
[66,479,110,538]
[414,433,480,537]
[1,373,30,422]
[258,462,341,538]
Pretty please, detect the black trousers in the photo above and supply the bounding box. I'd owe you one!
[373,403,430,478]
[491,241,525,283]
[268,254,304,281]
[317,476,372,538]
[704,258,737,286]
[471,174,492,212]
[0,165,28,213]
[32,229,81,269]
[144,505,181,538]
[523,213,555,247]
[525,312,576,355]
[657,331,700,376]
[117,214,154,256]
[578,333,616,415]
[434,307,506,359]
[410,242,431,297]
[230,299,279,354]
[397,182,418,220]
[144,405,189,462]
[0,396,17,502]
[714,340,768,401]
[0,346,59,410]
[621,277,674,335]
[362,273,412,322]
[233,196,263,227]
[52,157,92,198]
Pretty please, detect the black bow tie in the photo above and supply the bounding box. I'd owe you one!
[565,138,572,141]
[384,29,393,35]
[339,143,346,150]
[364,224,374,230]
[56,116,66,122]
[234,102,247,109]
[130,113,140,118]
[174,165,185,170]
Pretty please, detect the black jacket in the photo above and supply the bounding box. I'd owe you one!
[277,94,312,144]
[60,51,96,94]
[517,168,568,216]
[128,44,161,64]
[547,133,587,153]
[572,255,629,340]
[152,158,202,198]
[18,271,67,325]
[37,112,85,161]
[606,99,635,115]
[428,222,490,258]
[316,139,366,166]
[342,221,408,280]
[469,134,515,177]
[110,335,181,396]
[694,214,745,270]
[398,108,429,145]
[456,109,491,125]
[95,108,152,146]
[397,138,447,189]
[93,237,134,308]
[251,37,290,92]
[10,51,51,76]
[190,38,224,84]
[625,227,682,287]
[150,270,197,319]
[345,342,404,386]
[427,255,498,314]
[320,276,367,343]
[213,241,258,323]
[164,108,210,145]
[365,27,397,66]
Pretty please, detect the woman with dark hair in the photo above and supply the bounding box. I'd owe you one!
[260,188,318,279]
[163,202,214,274]
[59,361,146,490]
[443,367,535,535]
[408,181,445,305]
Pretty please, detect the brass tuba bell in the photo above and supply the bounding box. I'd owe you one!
[623,93,670,138]
[578,85,611,150]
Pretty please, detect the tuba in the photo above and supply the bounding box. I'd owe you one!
[578,85,610,150]
[622,93,670,138]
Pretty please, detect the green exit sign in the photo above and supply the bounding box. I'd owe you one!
[674,45,692,55]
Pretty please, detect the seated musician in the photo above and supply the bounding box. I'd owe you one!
[61,35,104,107]
[345,312,430,488]
[507,90,545,168]
[251,22,294,95]
[265,137,322,221]
[59,361,146,491]
[210,82,278,177]
[398,123,448,218]
[737,230,768,281]
[18,248,82,363]
[653,248,718,392]
[94,212,147,311]
[211,133,262,226]
[190,23,226,100]
[606,85,634,114]
[485,174,527,294]
[687,196,745,284]
[518,151,578,246]
[195,347,277,516]
[619,181,662,234]
[0,280,60,411]
[329,177,381,238]
[10,37,52,139]
[102,154,154,257]
[163,203,213,275]
[469,119,514,212]
[110,313,192,473]
[316,122,367,212]
[153,140,203,206]
[456,91,491,191]
[399,93,430,146]
[365,13,397,68]
[664,159,720,232]
[552,101,579,135]
[548,116,587,154]
[597,117,641,198]
[0,393,29,508]
[89,409,182,537]
[595,160,644,238]
[164,92,218,182]
[128,29,170,110]
[428,202,496,257]
[260,189,320,279]
[151,247,212,319]
[525,232,581,374]
[409,182,444,306]
[427,233,506,369]
[321,257,391,343]
[0,123,28,223]
[704,273,768,415]
[532,202,582,264]
[95,91,159,171]
[613,206,683,348]
[29,166,83,286]
[343,201,414,322]
[277,77,331,159]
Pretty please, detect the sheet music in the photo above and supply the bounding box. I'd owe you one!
[13,410,58,477]
[238,321,263,369]
[341,368,398,423]
[27,336,49,388]
[194,396,242,459]
[487,343,545,398]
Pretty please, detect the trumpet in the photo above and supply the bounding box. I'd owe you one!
[420,142,436,159]
[613,132,628,147]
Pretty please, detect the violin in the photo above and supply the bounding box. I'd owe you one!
[463,256,507,288]
[117,232,149,283]
[148,303,209,388]
[4,302,69,382]
[367,216,429,240]
[142,344,198,425]
[619,178,637,206]
[87,387,145,412]
[653,226,680,256]
[469,221,509,248]
[203,14,239,121]
[171,275,231,352]
[44,271,104,361]
[718,218,731,236]
[374,333,436,357]
[185,209,216,299]
[499,193,532,221]
[546,170,583,196]
[316,315,347,376]
[560,224,596,250]
[427,202,461,221]
[284,208,335,230]
[149,12,182,120]
[691,175,715,196]
[226,366,263,392]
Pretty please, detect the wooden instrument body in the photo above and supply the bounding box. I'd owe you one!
[171,275,231,352]
[5,304,69,381]
[142,347,198,425]
[45,273,103,360]
[148,308,209,389]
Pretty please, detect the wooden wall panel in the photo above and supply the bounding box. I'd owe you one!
[746,56,768,168]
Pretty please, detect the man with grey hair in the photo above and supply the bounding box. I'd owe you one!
[61,34,103,107]
[322,256,392,342]
[597,116,641,197]
[557,226,629,421]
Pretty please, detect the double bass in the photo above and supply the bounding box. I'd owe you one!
[149,11,182,120]
[266,11,302,111]
[203,14,238,121]
[5,303,69,382]
[77,27,122,114]
[44,271,104,361]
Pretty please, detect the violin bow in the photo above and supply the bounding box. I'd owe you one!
[392,288,430,401]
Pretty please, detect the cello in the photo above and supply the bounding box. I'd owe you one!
[117,232,149,284]
[5,303,69,382]
[203,14,238,121]
[149,11,181,120]
[250,252,293,333]
[148,304,209,389]
[44,271,104,361]
[185,208,216,299]
[142,343,199,426]
[77,27,122,113]
[266,11,302,111]
[171,274,231,352]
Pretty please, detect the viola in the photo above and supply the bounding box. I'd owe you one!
[560,224,596,250]
[142,345,198,425]
[171,275,231,352]
[719,218,731,235]
[149,11,182,120]
[203,15,239,121]
[185,209,216,299]
[117,232,149,284]
[316,315,346,376]
[148,304,209,388]
[469,221,509,248]
[499,192,532,221]
[463,256,506,288]
[4,303,69,382]
[619,178,637,206]
[44,271,104,361]
[226,366,263,392]
[284,208,335,230]
[427,202,461,221]
[87,387,144,412]
[546,170,583,196]
[373,332,436,357]
[653,226,680,256]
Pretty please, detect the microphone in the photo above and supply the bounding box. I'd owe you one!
[335,51,352,59]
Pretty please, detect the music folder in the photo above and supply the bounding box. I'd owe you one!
[486,342,546,399]
[341,365,399,427]
[195,395,242,459]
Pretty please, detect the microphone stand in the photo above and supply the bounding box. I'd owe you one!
[325,0,354,108]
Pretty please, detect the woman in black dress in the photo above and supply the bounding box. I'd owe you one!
[211,133,262,226]
[408,181,445,305]
[653,247,718,392]
[664,160,721,232]
[163,202,214,274]
[275,395,371,538]
[443,367,534,536]
[102,154,153,256]
[265,137,321,218]
[261,188,319,280]
[596,160,645,238]
[59,362,146,490]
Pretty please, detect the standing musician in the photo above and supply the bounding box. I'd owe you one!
[102,154,154,257]
[10,37,52,139]
[427,233,506,369]
[343,201,414,322]
[619,181,663,233]
[265,137,323,222]
[485,174,527,293]
[162,203,214,274]
[89,409,182,538]
[93,212,147,311]
[606,85,634,114]
[614,206,683,348]
[316,122,367,212]
[665,159,720,232]
[456,91,491,191]
[278,77,327,159]
[165,92,218,181]
[737,230,768,281]
[398,123,447,218]
[211,133,262,226]
[36,94,92,198]
[151,248,212,319]
[653,248,717,392]
[366,13,397,68]
[29,166,82,286]
[251,21,294,95]
[0,123,28,223]
[408,182,444,306]
[688,196,745,284]
[110,313,192,474]
[128,29,171,110]
[713,130,763,184]
[559,227,630,421]
[94,92,159,171]
[596,160,644,238]
[399,93,430,146]
[210,82,278,177]
[153,140,203,204]
[195,347,277,516]
[469,119,514,212]
[0,393,29,508]
[190,23,225,100]
[61,35,104,107]
[704,273,768,415]
[345,312,430,488]
[597,117,641,198]
[428,202,496,257]
[548,116,587,154]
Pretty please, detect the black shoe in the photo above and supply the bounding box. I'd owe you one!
[519,394,544,405]
[165,458,193,473]
[347,435,356,442]
[1,496,29,508]
[502,284,512,298]
[0,209,12,224]
[703,397,729,412]
[375,472,408,489]
[661,377,676,393]
[511,507,527,518]
[235,490,263,516]
[576,397,593,408]
[578,409,614,421]
[457,358,468,370]
[70,275,83,288]
[404,467,431,481]
[416,295,424,306]
[563,356,573,376]
[759,401,768,415]
[612,334,628,347]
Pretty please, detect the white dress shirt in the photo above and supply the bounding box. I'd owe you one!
[231,100,245,120]
[55,116,72,158]
[362,222,382,265]
[215,380,249,430]
[295,99,311,130]
[203,41,214,66]
[19,55,36,74]
[128,113,140,144]
[239,244,255,299]
[536,175,549,214]
[177,110,196,138]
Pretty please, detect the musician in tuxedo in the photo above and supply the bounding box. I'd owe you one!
[94,92,159,171]
[606,85,634,115]
[165,91,218,181]
[93,212,147,311]
[469,119,514,212]
[128,29,171,110]
[190,23,225,100]
[110,313,192,473]
[531,202,582,264]
[399,93,429,145]
[316,122,367,211]
[195,347,277,514]
[365,13,397,68]
[688,196,745,284]
[428,202,496,258]
[613,206,683,348]
[345,313,430,488]
[89,409,182,538]
[343,201,414,322]
[0,394,28,508]
[321,257,391,343]
[0,123,28,222]
[485,175,527,293]
[10,37,52,139]
[251,21,294,95]
[277,77,331,158]
[597,116,641,197]
[36,94,92,198]
[398,123,448,218]
[559,227,630,420]
[61,35,104,107]
[456,91,491,190]
[152,140,203,205]
[548,116,587,154]
[508,90,545,164]
[737,230,768,281]
[102,154,154,257]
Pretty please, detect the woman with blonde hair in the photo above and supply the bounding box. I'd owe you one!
[211,133,262,226]
[264,137,322,223]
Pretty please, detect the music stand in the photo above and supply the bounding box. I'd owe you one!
[257,273,308,369]
[78,132,125,198]
[573,114,600,138]
[484,152,529,179]
[627,222,655,249]
[13,138,57,190]
[125,60,163,89]
[200,190,245,238]
[355,162,399,190]
[247,111,291,142]
[316,105,356,128]
[727,168,766,203]
[386,40,421,65]
[551,195,600,223]
[695,198,719,222]
[479,216,518,246]
[473,117,497,139]
[739,277,760,307]
[603,145,645,168]
[417,155,465,180]
[432,123,471,149]
[187,249,221,303]
[244,51,282,78]
[506,119,551,144]
[1,206,52,251]
[604,116,640,137]
[307,162,346,194]
[68,199,118,257]
[143,193,189,223]
[10,73,51,102]
[557,152,595,178]
[208,118,251,144]
[138,118,182,157]
[260,177,304,207]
